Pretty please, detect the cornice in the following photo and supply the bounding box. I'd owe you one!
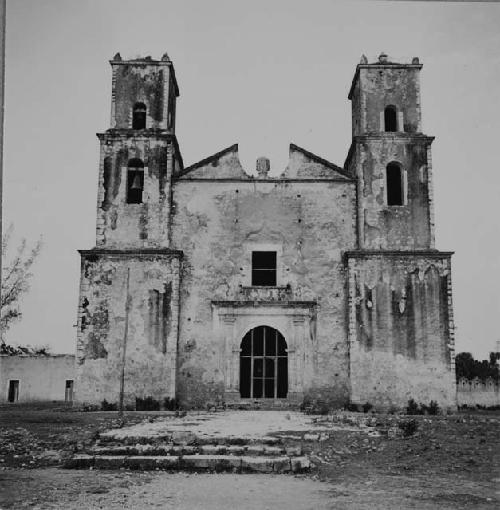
[344,250,453,261]
[79,248,183,258]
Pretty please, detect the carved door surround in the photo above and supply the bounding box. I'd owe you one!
[212,301,317,401]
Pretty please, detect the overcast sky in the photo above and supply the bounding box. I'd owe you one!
[3,0,500,358]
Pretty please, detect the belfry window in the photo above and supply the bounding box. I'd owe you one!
[132,102,146,130]
[126,159,144,204]
[386,162,404,206]
[252,251,277,286]
[384,105,397,132]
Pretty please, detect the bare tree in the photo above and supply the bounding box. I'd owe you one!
[1,224,42,341]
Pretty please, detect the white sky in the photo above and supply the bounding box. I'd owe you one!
[3,0,500,358]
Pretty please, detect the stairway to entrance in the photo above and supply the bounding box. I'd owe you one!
[64,410,332,473]
[225,399,301,411]
[65,435,310,473]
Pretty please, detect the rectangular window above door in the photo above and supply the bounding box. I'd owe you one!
[251,251,277,286]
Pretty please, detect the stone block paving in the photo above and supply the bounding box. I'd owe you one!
[99,410,356,442]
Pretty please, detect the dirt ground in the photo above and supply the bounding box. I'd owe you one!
[0,405,499,509]
[0,468,496,510]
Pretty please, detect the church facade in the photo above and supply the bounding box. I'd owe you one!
[75,52,457,410]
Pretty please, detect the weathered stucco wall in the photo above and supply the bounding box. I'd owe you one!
[0,355,75,403]
[360,66,421,134]
[171,147,357,407]
[75,54,456,410]
[95,136,181,248]
[110,58,177,132]
[75,251,181,405]
[347,253,456,409]
[349,136,433,250]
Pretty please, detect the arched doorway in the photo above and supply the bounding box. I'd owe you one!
[239,326,288,399]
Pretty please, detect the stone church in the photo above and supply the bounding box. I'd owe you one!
[75,52,456,410]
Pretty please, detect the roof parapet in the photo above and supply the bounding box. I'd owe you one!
[348,53,423,99]
[109,52,179,97]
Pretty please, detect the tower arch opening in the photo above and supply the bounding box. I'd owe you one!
[126,158,144,204]
[386,162,404,206]
[239,325,288,399]
[384,105,398,132]
[132,102,147,130]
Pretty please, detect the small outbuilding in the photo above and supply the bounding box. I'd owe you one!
[0,354,75,403]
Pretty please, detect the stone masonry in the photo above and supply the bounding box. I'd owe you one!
[75,52,456,410]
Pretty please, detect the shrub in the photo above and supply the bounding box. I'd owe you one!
[300,396,312,413]
[345,402,360,412]
[301,397,329,415]
[406,399,422,415]
[407,399,441,416]
[427,400,440,415]
[362,402,373,414]
[315,401,330,415]
[475,404,500,411]
[163,397,179,411]
[398,418,419,437]
[135,396,160,411]
[82,404,100,412]
[101,399,117,411]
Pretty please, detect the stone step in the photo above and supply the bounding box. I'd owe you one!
[64,454,311,473]
[225,401,301,411]
[98,433,283,447]
[87,444,302,457]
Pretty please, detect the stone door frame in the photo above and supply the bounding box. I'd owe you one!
[211,301,316,402]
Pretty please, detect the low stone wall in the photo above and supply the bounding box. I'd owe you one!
[457,377,500,407]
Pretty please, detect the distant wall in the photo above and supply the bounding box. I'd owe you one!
[457,377,500,407]
[0,355,75,403]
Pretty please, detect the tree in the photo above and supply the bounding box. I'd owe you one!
[489,351,500,367]
[0,343,50,355]
[455,351,499,382]
[1,224,42,342]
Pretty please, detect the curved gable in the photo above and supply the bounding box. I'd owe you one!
[177,144,250,180]
[281,144,352,180]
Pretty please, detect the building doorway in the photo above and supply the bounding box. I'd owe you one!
[65,380,74,402]
[240,326,288,399]
[8,380,19,403]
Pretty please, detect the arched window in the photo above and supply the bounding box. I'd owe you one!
[126,158,144,204]
[384,105,397,132]
[132,102,146,130]
[386,162,403,206]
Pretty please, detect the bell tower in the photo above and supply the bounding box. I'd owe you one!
[345,54,456,410]
[95,52,183,249]
[76,53,183,406]
[345,53,435,250]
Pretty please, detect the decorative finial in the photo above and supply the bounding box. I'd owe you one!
[161,52,171,62]
[360,54,368,64]
[113,52,122,61]
[256,157,270,178]
[412,57,420,65]
[378,52,388,64]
